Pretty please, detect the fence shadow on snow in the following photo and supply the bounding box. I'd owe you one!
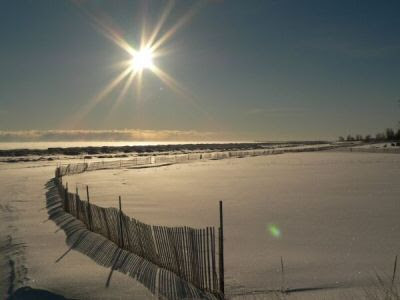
[49,146,336,299]
[45,178,220,299]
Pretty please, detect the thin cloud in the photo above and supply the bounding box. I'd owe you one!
[0,129,227,142]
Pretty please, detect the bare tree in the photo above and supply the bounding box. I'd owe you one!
[386,128,395,140]
[376,133,385,141]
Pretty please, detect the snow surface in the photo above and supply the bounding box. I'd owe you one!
[64,152,400,298]
[1,151,400,299]
[0,161,155,299]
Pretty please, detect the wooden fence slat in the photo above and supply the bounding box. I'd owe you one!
[54,165,227,298]
[211,227,217,293]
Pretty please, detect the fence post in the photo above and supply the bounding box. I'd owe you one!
[86,185,92,231]
[118,196,124,249]
[76,186,79,220]
[65,182,69,213]
[219,201,225,298]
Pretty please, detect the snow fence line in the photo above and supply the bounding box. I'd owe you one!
[52,145,335,299]
[53,173,224,299]
[55,145,336,177]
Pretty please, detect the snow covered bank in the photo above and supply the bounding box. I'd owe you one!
[0,162,156,299]
[1,151,399,299]
[65,152,400,298]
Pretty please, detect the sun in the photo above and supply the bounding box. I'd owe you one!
[70,1,204,124]
[130,47,154,71]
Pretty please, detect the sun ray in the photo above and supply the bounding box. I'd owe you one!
[151,66,189,100]
[135,69,143,103]
[84,66,132,110]
[107,69,138,119]
[65,1,210,129]
[73,1,136,55]
[146,0,175,48]
[151,65,215,121]
[68,66,132,127]
[132,70,144,126]
[95,21,136,56]
[150,1,203,52]
[140,2,148,50]
[111,59,134,70]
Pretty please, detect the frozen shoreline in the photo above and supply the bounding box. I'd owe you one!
[0,142,339,165]
[63,152,400,298]
[0,141,330,157]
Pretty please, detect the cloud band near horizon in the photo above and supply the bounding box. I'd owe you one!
[0,129,235,142]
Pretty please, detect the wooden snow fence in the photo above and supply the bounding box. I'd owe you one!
[54,175,224,298]
[52,145,337,298]
[55,145,336,178]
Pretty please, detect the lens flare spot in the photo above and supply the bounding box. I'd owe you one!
[268,224,281,238]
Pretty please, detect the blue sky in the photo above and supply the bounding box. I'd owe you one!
[0,0,399,140]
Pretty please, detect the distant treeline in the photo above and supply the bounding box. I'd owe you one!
[339,128,400,142]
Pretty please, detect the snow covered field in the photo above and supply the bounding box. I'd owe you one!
[1,151,400,299]
[0,161,156,299]
[350,143,400,153]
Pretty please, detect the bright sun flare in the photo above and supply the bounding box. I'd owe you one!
[73,1,202,124]
[131,47,154,71]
